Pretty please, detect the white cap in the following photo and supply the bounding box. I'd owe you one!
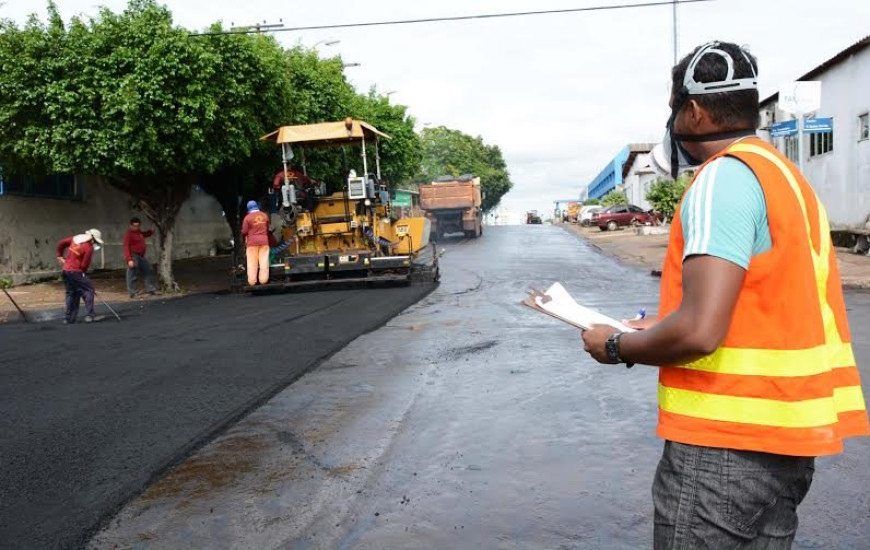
[86,228,104,244]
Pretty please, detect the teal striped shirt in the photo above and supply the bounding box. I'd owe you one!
[680,156,772,269]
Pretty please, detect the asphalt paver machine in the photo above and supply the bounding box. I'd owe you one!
[242,118,438,291]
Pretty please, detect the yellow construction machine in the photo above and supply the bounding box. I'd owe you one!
[243,118,438,290]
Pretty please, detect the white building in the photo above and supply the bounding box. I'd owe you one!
[621,147,659,211]
[758,36,870,228]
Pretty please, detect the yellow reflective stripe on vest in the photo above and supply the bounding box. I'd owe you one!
[681,342,856,377]
[658,384,839,428]
[835,385,868,414]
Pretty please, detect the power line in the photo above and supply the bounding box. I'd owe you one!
[191,0,716,37]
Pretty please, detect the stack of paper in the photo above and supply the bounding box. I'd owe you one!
[522,282,635,332]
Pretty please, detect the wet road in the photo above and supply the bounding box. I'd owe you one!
[86,225,870,548]
[0,283,434,550]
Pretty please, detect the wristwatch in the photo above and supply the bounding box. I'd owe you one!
[605,332,635,368]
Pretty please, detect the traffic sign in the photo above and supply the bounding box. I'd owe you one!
[779,81,821,115]
[770,119,798,138]
[804,117,833,134]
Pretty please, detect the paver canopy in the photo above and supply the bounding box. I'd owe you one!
[261,119,391,148]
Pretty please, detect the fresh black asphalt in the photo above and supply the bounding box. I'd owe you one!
[0,284,434,549]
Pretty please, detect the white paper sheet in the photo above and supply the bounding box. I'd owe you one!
[532,282,635,332]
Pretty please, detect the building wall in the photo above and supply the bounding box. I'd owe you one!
[0,176,231,284]
[587,146,630,200]
[622,153,657,210]
[760,46,870,228]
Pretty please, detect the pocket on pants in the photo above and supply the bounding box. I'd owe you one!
[722,451,798,538]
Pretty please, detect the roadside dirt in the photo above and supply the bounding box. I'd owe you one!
[0,255,235,323]
[562,223,870,289]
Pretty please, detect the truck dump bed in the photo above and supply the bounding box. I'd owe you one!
[419,178,482,211]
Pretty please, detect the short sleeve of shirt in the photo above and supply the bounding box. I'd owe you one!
[680,156,771,269]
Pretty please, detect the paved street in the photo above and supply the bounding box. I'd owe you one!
[0,283,434,549]
[87,225,870,549]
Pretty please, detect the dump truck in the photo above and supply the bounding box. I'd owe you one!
[564,202,580,223]
[526,211,542,224]
[238,118,438,291]
[419,175,483,241]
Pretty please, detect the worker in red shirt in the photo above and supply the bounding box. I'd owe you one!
[241,200,271,286]
[56,228,103,324]
[123,217,158,298]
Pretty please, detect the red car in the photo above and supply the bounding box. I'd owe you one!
[594,204,657,231]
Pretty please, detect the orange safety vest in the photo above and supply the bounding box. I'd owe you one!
[658,138,869,457]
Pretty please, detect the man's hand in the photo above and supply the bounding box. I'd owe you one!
[56,257,64,266]
[581,324,620,364]
[127,260,135,268]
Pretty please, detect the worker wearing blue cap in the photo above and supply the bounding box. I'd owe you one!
[241,200,271,286]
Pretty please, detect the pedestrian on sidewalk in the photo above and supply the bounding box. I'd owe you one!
[123,217,158,298]
[56,229,104,324]
[242,200,271,286]
[580,41,868,549]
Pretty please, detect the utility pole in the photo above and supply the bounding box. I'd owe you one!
[672,0,679,64]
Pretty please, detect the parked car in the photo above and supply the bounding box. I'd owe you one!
[593,204,656,231]
[578,205,603,226]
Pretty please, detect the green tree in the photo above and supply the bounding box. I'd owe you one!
[352,89,421,188]
[0,1,293,288]
[645,172,692,223]
[584,198,600,206]
[417,126,513,211]
[601,190,629,206]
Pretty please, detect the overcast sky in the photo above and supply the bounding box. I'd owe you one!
[5,0,870,217]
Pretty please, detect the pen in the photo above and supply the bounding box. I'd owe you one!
[633,308,646,321]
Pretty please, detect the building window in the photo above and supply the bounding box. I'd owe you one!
[810,131,833,157]
[784,135,799,163]
[0,172,80,199]
[859,113,869,141]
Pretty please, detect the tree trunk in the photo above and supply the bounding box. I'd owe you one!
[157,224,175,290]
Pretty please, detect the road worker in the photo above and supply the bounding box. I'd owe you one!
[581,41,868,548]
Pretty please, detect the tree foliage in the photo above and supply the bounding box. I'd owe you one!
[417,126,513,211]
[601,190,629,206]
[0,1,293,287]
[1,1,512,286]
[584,198,600,206]
[645,173,692,222]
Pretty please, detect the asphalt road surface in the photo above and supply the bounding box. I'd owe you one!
[87,225,870,549]
[0,282,435,549]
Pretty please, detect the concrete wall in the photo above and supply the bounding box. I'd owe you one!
[0,176,231,284]
[760,46,870,228]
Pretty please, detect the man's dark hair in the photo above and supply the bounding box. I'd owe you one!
[130,217,141,224]
[672,41,759,129]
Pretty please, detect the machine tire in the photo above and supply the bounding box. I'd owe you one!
[607,220,619,231]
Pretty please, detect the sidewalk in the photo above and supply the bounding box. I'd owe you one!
[563,223,870,290]
[0,256,234,323]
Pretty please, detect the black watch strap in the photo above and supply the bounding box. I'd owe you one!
[609,332,635,369]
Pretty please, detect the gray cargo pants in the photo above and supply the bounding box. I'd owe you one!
[126,253,157,296]
[653,441,815,549]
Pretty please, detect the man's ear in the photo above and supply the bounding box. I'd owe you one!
[686,99,706,126]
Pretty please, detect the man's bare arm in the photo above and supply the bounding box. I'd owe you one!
[619,255,746,366]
